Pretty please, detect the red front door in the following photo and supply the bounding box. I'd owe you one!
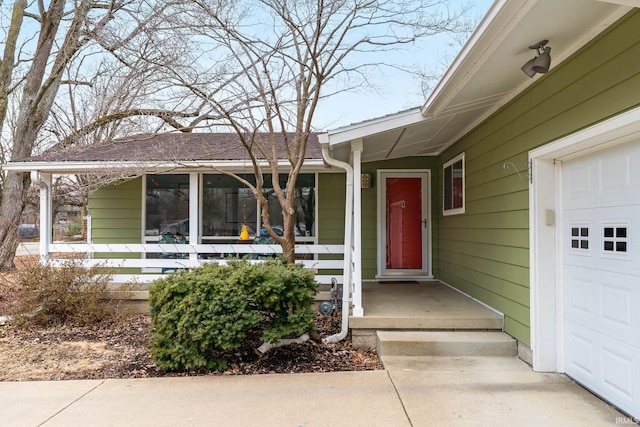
[386,177,423,270]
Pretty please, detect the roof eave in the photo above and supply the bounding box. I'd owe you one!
[318,108,424,146]
[2,159,328,174]
[420,0,515,117]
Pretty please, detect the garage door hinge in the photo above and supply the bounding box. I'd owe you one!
[528,159,533,184]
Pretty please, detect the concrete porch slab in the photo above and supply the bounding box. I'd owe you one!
[350,281,503,330]
[349,281,504,349]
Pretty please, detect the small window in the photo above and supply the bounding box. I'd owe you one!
[570,225,590,252]
[602,223,629,254]
[443,153,465,216]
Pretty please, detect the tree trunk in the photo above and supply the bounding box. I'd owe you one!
[0,172,30,269]
[282,197,297,264]
[0,0,92,269]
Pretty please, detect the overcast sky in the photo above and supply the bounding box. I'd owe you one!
[313,0,495,130]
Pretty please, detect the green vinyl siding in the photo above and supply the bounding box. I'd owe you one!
[436,10,640,345]
[89,178,142,244]
[88,178,142,274]
[317,173,346,245]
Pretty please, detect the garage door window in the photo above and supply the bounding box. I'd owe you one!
[570,224,590,252]
[603,223,629,254]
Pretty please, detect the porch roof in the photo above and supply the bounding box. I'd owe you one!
[3,132,325,173]
[319,0,635,163]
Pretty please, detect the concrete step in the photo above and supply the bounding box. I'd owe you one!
[380,355,528,372]
[376,331,517,358]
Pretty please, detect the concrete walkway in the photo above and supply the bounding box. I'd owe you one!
[1,357,632,427]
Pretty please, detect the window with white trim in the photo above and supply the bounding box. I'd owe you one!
[569,223,591,254]
[200,173,316,242]
[602,222,629,255]
[443,153,465,216]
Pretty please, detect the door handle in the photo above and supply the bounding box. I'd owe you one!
[401,200,406,208]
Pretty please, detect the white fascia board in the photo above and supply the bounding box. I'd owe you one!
[421,0,521,117]
[597,0,640,6]
[2,159,328,173]
[319,108,424,146]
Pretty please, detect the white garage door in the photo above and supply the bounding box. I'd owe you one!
[562,140,640,419]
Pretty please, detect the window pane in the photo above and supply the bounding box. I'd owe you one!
[261,174,315,237]
[146,175,190,237]
[616,227,627,238]
[203,174,257,237]
[452,160,464,209]
[444,155,464,213]
[444,165,453,210]
[202,173,315,238]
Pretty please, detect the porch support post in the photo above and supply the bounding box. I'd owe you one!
[351,139,364,317]
[188,172,199,260]
[31,171,52,263]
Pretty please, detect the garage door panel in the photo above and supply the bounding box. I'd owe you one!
[565,321,640,415]
[564,323,595,376]
[563,141,640,210]
[564,268,593,318]
[564,266,639,343]
[601,280,634,334]
[602,347,634,399]
[562,140,640,419]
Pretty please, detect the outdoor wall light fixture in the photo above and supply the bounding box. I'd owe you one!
[361,173,373,189]
[521,40,552,78]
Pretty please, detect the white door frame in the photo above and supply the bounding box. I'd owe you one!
[529,106,640,372]
[376,169,432,279]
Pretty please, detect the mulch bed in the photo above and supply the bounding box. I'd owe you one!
[0,313,382,381]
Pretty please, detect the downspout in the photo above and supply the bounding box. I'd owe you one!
[320,142,354,343]
[30,171,51,263]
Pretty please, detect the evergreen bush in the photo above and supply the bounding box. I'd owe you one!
[149,258,317,372]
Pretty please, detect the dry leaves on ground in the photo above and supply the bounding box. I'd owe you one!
[0,314,382,381]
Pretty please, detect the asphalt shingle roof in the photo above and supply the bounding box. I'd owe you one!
[20,132,322,163]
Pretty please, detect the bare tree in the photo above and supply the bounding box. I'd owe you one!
[0,0,201,269]
[149,0,469,262]
[0,0,121,269]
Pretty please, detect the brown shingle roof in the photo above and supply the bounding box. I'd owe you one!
[20,132,322,163]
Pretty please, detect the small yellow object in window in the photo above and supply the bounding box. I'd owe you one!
[239,224,250,240]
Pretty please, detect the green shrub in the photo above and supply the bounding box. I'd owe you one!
[149,258,318,372]
[67,219,83,237]
[9,258,115,327]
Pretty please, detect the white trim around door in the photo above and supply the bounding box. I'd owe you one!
[530,105,640,374]
[376,169,433,280]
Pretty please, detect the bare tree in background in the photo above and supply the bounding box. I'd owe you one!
[152,0,469,262]
[0,0,203,269]
[0,0,127,269]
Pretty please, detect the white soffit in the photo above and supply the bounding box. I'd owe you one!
[321,0,633,163]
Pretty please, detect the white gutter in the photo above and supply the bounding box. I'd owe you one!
[2,159,329,173]
[320,143,354,343]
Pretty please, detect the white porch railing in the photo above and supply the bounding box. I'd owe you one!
[48,243,344,285]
